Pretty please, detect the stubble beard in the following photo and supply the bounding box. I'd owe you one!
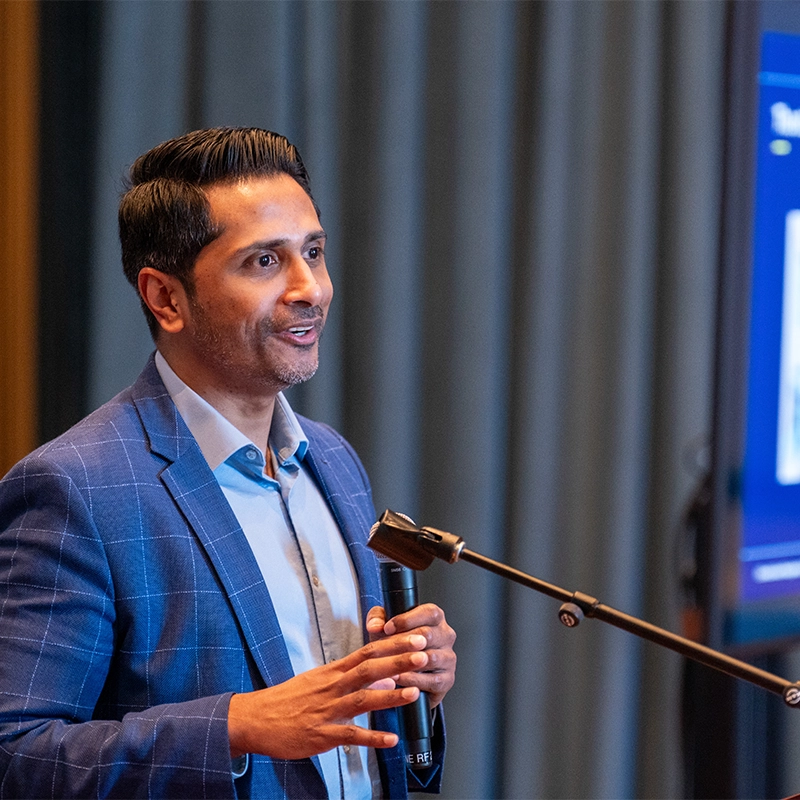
[188,297,323,394]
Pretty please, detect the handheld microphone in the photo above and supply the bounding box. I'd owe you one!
[371,523,434,771]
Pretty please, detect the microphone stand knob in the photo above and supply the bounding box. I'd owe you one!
[558,602,585,628]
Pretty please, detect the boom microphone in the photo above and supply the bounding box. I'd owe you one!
[370,520,433,771]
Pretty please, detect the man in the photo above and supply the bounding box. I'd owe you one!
[0,127,456,799]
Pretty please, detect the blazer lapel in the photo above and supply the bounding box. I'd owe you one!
[129,358,296,689]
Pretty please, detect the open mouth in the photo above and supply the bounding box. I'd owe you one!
[288,325,314,339]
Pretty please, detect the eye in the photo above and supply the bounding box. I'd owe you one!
[257,253,278,268]
[307,246,324,261]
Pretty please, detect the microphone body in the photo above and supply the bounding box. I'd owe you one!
[379,559,434,770]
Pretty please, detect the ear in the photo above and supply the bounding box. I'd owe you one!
[138,267,188,335]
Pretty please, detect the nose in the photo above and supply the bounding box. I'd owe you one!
[283,255,324,306]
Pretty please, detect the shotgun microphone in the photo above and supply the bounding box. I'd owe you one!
[371,520,433,771]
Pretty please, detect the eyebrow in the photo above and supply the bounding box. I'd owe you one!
[233,230,327,257]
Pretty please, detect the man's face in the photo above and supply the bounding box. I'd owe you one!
[180,173,333,399]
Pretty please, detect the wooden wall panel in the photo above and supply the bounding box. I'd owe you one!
[0,1,39,476]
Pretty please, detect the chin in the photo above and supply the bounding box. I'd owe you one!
[271,361,320,390]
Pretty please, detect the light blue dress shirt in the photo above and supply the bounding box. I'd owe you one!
[155,352,381,799]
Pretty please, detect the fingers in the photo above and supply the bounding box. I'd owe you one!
[324,634,428,701]
[394,642,456,699]
[383,604,456,650]
[318,723,400,751]
[393,663,455,706]
[342,647,428,693]
[338,632,427,672]
[366,605,387,641]
[383,602,444,634]
[366,677,396,691]
[361,603,457,709]
[396,645,456,683]
[368,603,457,653]
[377,603,457,708]
[339,684,421,718]
[228,656,426,761]
[230,689,410,760]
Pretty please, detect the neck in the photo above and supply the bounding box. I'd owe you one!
[158,343,278,456]
[195,385,277,457]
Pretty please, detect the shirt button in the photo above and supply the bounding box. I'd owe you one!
[343,745,351,754]
[312,575,320,587]
[246,448,258,461]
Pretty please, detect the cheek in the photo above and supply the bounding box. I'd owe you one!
[220,293,267,322]
[321,279,334,312]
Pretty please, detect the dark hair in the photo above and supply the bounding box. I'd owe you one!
[118,127,318,339]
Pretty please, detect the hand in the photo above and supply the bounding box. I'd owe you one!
[366,603,456,709]
[228,634,428,759]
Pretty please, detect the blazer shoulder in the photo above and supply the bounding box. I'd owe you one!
[16,388,136,464]
[3,358,177,485]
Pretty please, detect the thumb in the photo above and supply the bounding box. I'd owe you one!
[366,605,387,641]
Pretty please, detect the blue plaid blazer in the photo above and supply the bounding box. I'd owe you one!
[0,358,443,799]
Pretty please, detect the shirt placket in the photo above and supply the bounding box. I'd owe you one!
[275,460,350,799]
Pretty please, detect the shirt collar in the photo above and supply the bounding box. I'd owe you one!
[154,351,308,472]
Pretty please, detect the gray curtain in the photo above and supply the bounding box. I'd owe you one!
[86,2,727,797]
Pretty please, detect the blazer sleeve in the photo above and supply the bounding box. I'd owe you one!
[0,456,238,800]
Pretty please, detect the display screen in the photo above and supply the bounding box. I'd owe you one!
[731,31,800,643]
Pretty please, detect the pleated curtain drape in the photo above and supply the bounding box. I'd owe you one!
[72,1,727,797]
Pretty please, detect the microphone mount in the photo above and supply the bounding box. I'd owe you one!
[367,508,800,709]
[368,509,465,571]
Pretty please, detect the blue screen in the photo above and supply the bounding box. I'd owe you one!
[739,32,800,614]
